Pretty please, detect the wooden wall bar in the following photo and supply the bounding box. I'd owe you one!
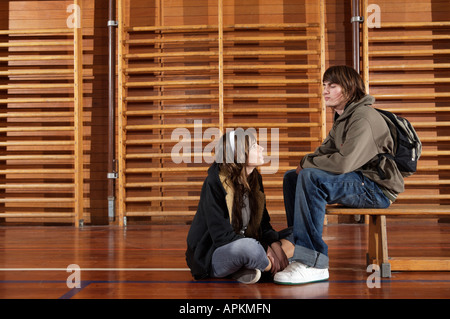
[0,0,448,226]
[0,0,85,226]
[117,0,325,224]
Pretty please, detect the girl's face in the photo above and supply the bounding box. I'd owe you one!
[247,142,265,169]
[323,81,347,114]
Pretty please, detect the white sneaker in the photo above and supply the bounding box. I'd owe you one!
[232,268,261,284]
[274,261,329,285]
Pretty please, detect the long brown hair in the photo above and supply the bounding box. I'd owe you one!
[323,65,366,106]
[215,129,261,238]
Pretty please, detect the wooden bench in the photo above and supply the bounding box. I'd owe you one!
[326,204,450,277]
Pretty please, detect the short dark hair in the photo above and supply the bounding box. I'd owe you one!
[323,65,366,105]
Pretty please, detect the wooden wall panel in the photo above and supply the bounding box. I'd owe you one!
[0,0,108,225]
[1,0,448,225]
[117,0,325,224]
[0,0,87,226]
[363,0,450,205]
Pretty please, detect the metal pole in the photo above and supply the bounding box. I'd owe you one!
[107,0,118,222]
[351,0,363,73]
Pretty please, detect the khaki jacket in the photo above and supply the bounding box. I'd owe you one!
[301,95,404,201]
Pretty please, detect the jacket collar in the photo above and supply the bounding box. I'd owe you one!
[334,95,375,123]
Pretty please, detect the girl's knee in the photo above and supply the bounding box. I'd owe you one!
[230,238,265,260]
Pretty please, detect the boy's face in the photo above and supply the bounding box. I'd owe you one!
[322,81,347,114]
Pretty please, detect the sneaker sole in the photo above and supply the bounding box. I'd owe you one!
[234,269,261,284]
[273,276,329,285]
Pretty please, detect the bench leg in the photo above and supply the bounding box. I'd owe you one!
[367,215,391,278]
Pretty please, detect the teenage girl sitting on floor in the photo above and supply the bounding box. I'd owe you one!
[186,129,294,284]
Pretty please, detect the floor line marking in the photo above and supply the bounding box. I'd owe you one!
[0,268,191,271]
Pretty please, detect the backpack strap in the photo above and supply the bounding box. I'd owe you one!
[376,153,394,180]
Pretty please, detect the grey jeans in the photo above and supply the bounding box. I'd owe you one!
[211,238,269,278]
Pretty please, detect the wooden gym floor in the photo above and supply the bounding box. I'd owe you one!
[0,219,449,300]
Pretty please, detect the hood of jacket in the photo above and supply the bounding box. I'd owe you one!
[334,95,376,124]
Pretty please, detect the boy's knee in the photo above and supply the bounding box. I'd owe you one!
[283,169,298,185]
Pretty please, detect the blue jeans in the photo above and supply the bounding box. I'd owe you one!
[283,168,391,269]
[211,238,269,278]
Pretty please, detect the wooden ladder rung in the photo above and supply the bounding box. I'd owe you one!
[397,194,450,200]
[225,107,321,113]
[125,153,201,159]
[0,126,74,132]
[0,41,73,47]
[0,155,74,160]
[370,35,450,42]
[125,64,319,74]
[0,198,74,203]
[0,28,74,35]
[0,183,75,189]
[418,165,450,171]
[0,70,74,76]
[225,93,319,99]
[225,79,320,85]
[0,98,74,104]
[404,179,450,185]
[370,63,450,70]
[225,49,319,56]
[0,55,74,62]
[0,213,75,218]
[0,141,74,146]
[370,49,450,56]
[0,112,74,118]
[125,181,203,188]
[0,169,74,174]
[379,21,450,28]
[381,107,450,113]
[125,211,193,217]
[126,123,217,131]
[412,121,450,127]
[421,150,450,156]
[125,109,218,116]
[125,94,218,102]
[370,78,450,84]
[125,138,214,145]
[226,35,320,42]
[127,37,218,45]
[126,167,207,173]
[126,80,217,87]
[0,84,74,90]
[126,66,219,73]
[373,93,450,99]
[125,51,217,59]
[224,122,320,128]
[127,24,219,32]
[226,64,320,70]
[126,196,200,202]
[124,136,320,145]
[389,257,450,272]
[419,136,450,142]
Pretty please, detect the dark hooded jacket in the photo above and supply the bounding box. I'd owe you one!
[185,162,279,280]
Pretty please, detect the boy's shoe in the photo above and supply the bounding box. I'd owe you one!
[232,268,261,284]
[273,261,329,285]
